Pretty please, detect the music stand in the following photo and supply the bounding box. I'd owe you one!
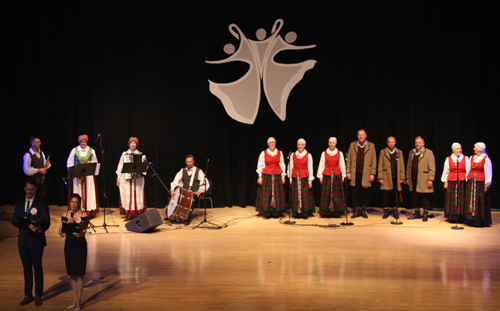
[121,161,148,221]
[193,159,222,230]
[71,163,98,232]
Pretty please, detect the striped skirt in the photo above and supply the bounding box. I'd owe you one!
[319,175,346,215]
[290,177,315,213]
[256,174,286,212]
[443,181,465,218]
[464,180,491,226]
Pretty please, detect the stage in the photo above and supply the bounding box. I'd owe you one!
[1,205,499,310]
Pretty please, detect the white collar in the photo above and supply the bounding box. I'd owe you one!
[126,149,140,154]
[326,148,338,156]
[387,147,396,154]
[472,153,486,162]
[296,149,308,158]
[29,148,40,155]
[26,195,35,202]
[266,148,278,156]
[450,154,464,162]
[357,141,367,148]
[414,147,425,155]
[77,146,89,152]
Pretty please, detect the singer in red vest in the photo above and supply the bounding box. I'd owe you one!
[440,143,470,222]
[464,142,492,227]
[288,138,315,219]
[256,137,286,219]
[316,137,346,218]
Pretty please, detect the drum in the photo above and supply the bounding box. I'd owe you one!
[168,187,195,222]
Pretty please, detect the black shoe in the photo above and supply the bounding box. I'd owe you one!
[265,215,271,219]
[184,219,190,226]
[361,208,368,218]
[303,215,308,219]
[393,208,399,219]
[423,211,428,222]
[408,209,421,220]
[382,209,390,219]
[351,208,362,218]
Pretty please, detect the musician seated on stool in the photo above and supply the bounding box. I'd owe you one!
[169,155,209,225]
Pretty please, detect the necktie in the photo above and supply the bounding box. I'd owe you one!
[26,199,31,214]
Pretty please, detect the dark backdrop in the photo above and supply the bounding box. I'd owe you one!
[1,2,498,210]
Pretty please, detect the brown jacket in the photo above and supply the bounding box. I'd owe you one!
[346,141,377,187]
[406,148,435,193]
[377,148,405,191]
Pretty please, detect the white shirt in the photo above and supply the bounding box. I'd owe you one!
[440,154,470,182]
[170,167,209,192]
[116,149,146,178]
[288,150,314,181]
[23,148,51,176]
[256,149,286,177]
[67,146,98,168]
[317,148,346,179]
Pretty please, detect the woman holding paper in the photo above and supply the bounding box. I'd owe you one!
[59,194,88,311]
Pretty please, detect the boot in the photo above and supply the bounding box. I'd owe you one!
[351,208,362,218]
[408,208,422,219]
[423,210,428,222]
[393,208,399,219]
[382,209,390,219]
[361,207,368,218]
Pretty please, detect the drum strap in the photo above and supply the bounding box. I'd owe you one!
[188,167,198,191]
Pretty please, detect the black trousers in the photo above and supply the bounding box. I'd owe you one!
[382,178,399,208]
[19,244,45,296]
[351,173,370,208]
[411,189,431,210]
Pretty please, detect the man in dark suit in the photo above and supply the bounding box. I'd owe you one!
[11,179,51,306]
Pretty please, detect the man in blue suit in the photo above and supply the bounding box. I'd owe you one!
[12,179,51,306]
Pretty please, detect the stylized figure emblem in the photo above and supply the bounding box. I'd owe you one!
[206,19,317,124]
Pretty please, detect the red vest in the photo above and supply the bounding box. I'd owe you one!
[292,152,309,179]
[468,155,486,181]
[447,156,466,181]
[262,150,283,175]
[322,150,342,176]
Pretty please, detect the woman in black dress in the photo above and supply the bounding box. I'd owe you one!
[59,193,88,310]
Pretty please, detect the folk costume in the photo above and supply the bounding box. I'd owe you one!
[440,143,470,221]
[116,137,147,218]
[66,135,99,217]
[464,143,492,227]
[346,140,377,218]
[288,139,315,218]
[316,138,346,218]
[256,138,286,218]
[377,146,405,219]
[406,147,435,221]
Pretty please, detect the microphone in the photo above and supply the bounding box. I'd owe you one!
[71,212,74,218]
[94,133,101,143]
[287,151,292,159]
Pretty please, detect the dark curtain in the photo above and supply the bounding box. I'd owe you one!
[1,2,498,210]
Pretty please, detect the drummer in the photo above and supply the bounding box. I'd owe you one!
[168,155,209,225]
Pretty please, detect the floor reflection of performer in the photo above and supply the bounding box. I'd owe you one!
[256,137,286,219]
[66,134,99,217]
[59,194,88,311]
[441,143,469,222]
[464,142,492,227]
[169,155,209,225]
[317,137,346,218]
[288,138,315,219]
[116,137,147,221]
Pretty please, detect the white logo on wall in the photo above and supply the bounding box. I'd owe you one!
[206,19,317,124]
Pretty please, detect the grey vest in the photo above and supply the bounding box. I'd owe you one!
[182,167,200,192]
[29,152,45,184]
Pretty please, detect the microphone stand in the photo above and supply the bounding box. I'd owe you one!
[284,151,296,225]
[391,151,403,225]
[194,159,222,229]
[93,133,117,233]
[341,155,353,226]
[451,156,464,230]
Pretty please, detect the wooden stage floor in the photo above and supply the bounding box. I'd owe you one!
[1,205,499,311]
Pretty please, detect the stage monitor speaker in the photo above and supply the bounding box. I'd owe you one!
[125,209,163,233]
